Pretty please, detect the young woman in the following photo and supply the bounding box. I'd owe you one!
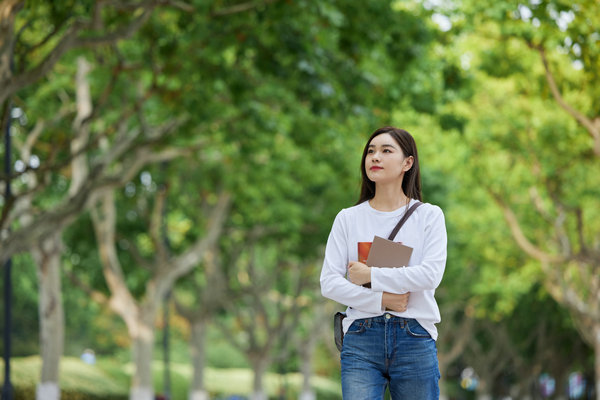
[320,126,447,399]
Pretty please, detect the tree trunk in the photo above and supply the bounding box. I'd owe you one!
[0,1,21,86]
[250,357,269,400]
[33,235,64,400]
[299,339,315,400]
[437,309,474,400]
[91,187,230,400]
[475,377,492,400]
[439,370,449,400]
[188,320,209,400]
[129,317,155,400]
[438,351,453,400]
[553,364,569,400]
[594,322,600,400]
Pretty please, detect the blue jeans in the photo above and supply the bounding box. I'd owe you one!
[341,314,440,400]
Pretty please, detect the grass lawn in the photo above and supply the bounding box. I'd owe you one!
[1,356,341,399]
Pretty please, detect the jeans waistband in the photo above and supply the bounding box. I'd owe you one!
[359,313,416,327]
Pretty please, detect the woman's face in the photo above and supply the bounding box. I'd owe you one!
[365,133,413,184]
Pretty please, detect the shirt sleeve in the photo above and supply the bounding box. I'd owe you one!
[370,205,447,293]
[320,210,384,313]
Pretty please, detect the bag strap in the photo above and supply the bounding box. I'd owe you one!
[387,201,423,241]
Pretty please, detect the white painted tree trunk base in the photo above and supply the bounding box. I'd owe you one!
[130,386,154,400]
[36,382,60,400]
[250,390,267,400]
[189,390,210,400]
[299,390,316,400]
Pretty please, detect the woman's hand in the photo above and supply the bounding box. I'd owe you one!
[382,292,410,312]
[347,261,371,285]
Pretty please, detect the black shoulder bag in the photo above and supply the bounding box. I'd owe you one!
[334,201,423,352]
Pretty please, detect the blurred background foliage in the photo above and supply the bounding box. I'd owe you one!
[1,0,599,399]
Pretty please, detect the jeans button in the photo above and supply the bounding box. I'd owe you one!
[385,313,391,319]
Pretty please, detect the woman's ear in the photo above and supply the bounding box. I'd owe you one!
[403,156,414,172]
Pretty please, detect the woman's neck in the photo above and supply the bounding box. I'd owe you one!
[369,184,409,212]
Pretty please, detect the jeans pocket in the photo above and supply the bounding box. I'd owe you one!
[406,320,431,338]
[345,319,366,335]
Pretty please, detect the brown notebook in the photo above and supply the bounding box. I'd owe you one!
[366,236,413,268]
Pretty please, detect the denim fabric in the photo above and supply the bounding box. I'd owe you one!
[341,313,440,400]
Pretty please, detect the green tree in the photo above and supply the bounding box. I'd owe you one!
[160,1,444,398]
[1,2,197,398]
[437,0,600,396]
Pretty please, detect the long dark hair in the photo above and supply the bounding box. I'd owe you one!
[356,126,422,205]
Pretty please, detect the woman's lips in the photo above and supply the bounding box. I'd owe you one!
[370,166,383,170]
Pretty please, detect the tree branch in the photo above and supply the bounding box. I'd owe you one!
[541,263,596,333]
[200,250,228,309]
[210,0,279,17]
[488,189,565,264]
[173,296,196,321]
[574,207,587,255]
[534,44,600,156]
[0,4,156,104]
[90,187,140,319]
[157,0,195,12]
[528,186,553,225]
[0,0,23,81]
[158,191,232,294]
[15,15,69,70]
[438,311,474,369]
[0,138,193,263]
[65,267,109,306]
[69,56,93,198]
[118,236,153,271]
[149,185,168,262]
[212,317,246,354]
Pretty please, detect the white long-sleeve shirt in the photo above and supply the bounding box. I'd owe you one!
[320,200,447,340]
